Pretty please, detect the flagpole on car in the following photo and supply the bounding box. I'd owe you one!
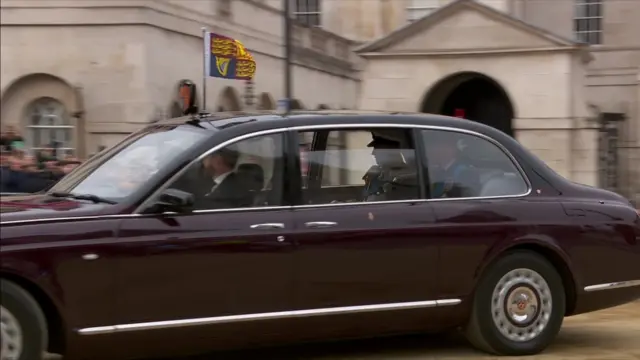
[201,27,209,112]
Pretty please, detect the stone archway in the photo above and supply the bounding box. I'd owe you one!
[420,72,515,137]
[217,86,242,112]
[258,92,275,110]
[0,73,86,157]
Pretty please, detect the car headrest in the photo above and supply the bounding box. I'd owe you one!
[236,163,264,188]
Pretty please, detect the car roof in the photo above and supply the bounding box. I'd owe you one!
[157,110,508,140]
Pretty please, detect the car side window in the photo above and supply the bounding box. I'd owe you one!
[298,128,421,205]
[420,130,528,199]
[166,132,285,210]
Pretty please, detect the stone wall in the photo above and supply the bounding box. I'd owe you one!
[359,51,599,185]
[0,0,359,155]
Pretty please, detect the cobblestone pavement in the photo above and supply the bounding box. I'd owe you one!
[48,301,640,360]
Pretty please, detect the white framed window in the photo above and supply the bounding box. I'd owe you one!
[26,97,75,157]
[574,0,603,45]
[293,0,321,27]
[406,0,439,22]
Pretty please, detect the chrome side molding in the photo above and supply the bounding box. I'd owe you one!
[78,298,462,335]
[584,279,640,292]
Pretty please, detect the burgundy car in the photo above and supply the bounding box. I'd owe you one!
[1,111,639,360]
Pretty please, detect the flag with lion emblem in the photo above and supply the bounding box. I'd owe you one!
[204,32,256,80]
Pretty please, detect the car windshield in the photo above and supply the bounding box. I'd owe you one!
[49,125,210,202]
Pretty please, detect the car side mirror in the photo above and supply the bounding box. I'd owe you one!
[153,188,194,213]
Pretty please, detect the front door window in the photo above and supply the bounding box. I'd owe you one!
[166,132,286,210]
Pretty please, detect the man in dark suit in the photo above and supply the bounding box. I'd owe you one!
[426,133,480,198]
[191,148,252,209]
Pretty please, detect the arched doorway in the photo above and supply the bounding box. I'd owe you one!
[0,73,84,157]
[420,72,515,136]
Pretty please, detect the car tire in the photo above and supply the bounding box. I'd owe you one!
[1,279,48,360]
[464,250,566,356]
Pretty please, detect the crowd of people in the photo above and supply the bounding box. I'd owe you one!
[0,125,82,193]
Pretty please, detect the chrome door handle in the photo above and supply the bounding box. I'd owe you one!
[304,221,338,229]
[250,223,285,230]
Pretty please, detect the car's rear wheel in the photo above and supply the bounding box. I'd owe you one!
[0,279,48,360]
[464,251,566,355]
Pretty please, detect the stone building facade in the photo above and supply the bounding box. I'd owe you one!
[1,0,638,199]
[0,0,359,157]
[317,0,639,199]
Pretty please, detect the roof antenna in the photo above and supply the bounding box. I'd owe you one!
[185,117,205,128]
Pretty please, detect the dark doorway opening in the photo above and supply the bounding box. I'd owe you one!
[420,72,515,137]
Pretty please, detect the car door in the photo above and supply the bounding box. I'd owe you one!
[418,128,534,303]
[110,131,296,356]
[289,125,447,339]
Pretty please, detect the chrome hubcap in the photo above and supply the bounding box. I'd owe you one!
[491,268,552,342]
[0,306,23,360]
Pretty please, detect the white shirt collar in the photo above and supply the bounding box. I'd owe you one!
[213,171,232,185]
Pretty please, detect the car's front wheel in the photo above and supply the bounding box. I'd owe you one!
[464,251,566,355]
[1,279,48,360]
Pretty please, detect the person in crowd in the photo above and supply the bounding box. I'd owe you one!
[0,125,25,152]
[0,149,12,193]
[0,145,79,194]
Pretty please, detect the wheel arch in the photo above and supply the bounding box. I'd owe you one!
[476,240,579,316]
[0,271,67,355]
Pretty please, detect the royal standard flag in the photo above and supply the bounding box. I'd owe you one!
[204,32,256,80]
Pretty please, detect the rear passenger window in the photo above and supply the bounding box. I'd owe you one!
[298,128,421,204]
[420,130,528,199]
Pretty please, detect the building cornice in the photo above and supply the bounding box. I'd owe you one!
[0,0,357,78]
[358,46,589,58]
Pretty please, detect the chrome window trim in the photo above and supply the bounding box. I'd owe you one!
[0,206,290,227]
[77,298,462,335]
[0,214,142,227]
[0,123,533,226]
[281,123,532,201]
[135,123,532,214]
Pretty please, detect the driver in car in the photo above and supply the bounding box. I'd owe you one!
[426,134,480,198]
[198,148,253,209]
[172,147,252,209]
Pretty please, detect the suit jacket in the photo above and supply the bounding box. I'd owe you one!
[170,167,254,210]
[430,160,480,198]
[199,172,253,209]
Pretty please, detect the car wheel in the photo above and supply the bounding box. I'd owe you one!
[464,251,566,356]
[0,279,48,360]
